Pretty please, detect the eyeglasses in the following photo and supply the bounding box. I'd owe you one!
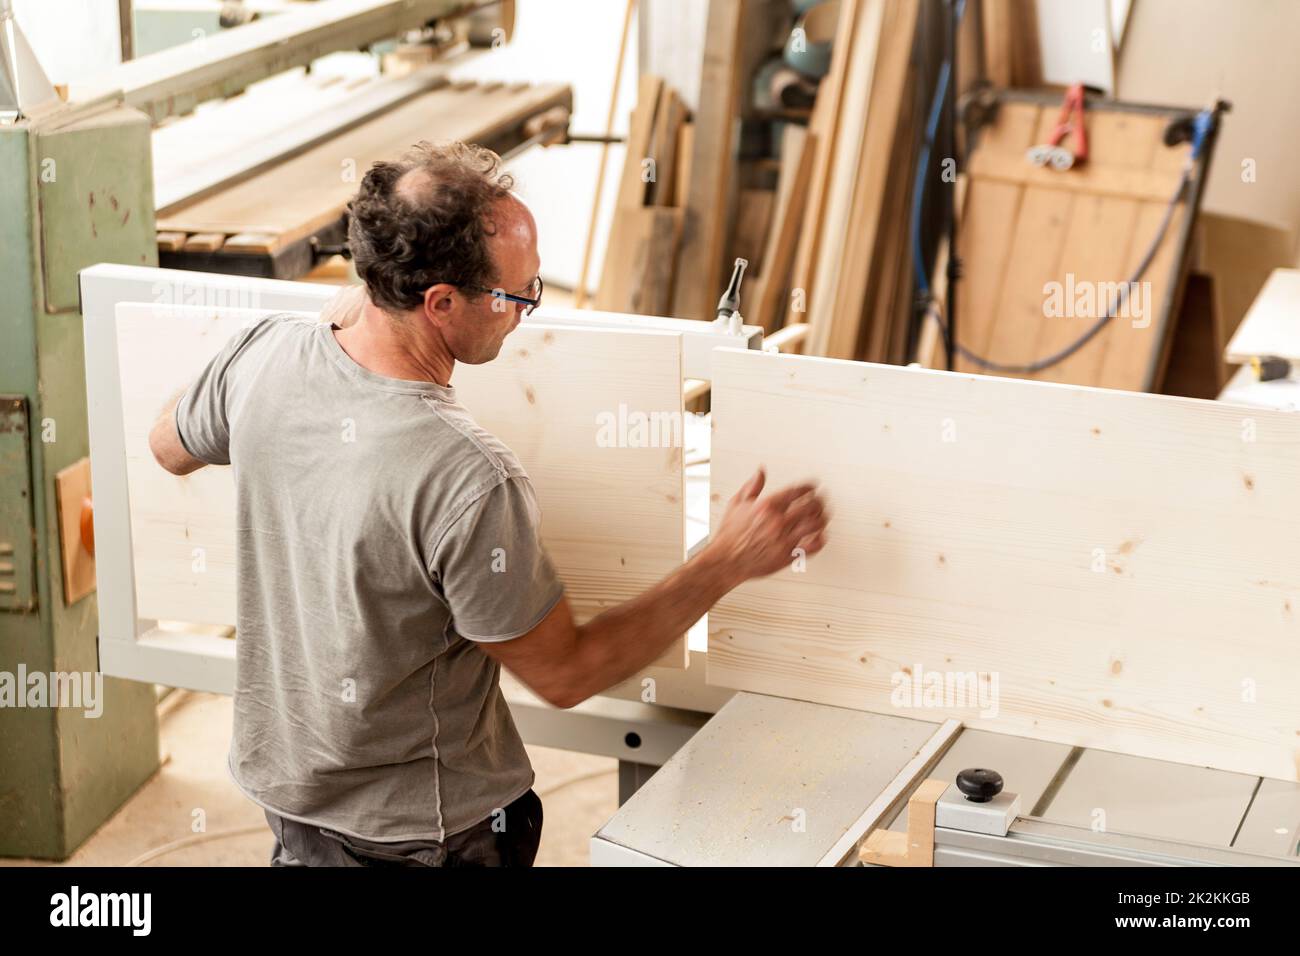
[457,276,544,317]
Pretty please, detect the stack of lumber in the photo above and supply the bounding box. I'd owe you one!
[594,76,691,315]
[787,0,924,361]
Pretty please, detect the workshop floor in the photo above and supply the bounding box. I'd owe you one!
[4,691,618,867]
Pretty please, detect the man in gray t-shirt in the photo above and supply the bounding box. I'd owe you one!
[148,142,829,866]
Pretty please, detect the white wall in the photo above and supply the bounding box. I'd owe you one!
[1117,0,1300,236]
[13,0,120,85]
[448,0,640,293]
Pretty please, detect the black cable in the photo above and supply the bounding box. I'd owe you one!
[927,165,1190,375]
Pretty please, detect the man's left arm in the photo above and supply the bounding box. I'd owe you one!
[149,389,207,476]
[149,318,267,476]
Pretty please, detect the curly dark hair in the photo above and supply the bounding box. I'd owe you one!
[346,141,516,313]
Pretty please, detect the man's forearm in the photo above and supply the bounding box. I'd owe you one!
[565,544,742,700]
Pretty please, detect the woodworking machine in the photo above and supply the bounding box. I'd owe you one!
[72,257,1299,868]
[591,693,1300,867]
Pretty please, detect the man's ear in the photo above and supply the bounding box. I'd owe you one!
[422,283,457,327]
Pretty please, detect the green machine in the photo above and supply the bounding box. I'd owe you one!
[0,1,161,859]
[0,0,502,859]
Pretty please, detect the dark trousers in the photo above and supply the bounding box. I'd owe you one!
[266,789,543,867]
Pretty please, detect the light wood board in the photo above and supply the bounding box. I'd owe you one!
[707,348,1300,781]
[55,458,96,605]
[114,305,688,666]
[670,0,746,320]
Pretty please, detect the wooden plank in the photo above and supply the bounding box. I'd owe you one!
[181,232,227,253]
[55,458,96,605]
[806,0,887,356]
[155,231,187,252]
[708,349,1300,781]
[818,0,918,361]
[817,719,961,866]
[453,326,689,668]
[859,777,948,866]
[646,86,686,207]
[977,186,1073,374]
[787,0,861,329]
[1041,109,1187,392]
[670,0,748,320]
[1094,196,1188,391]
[114,307,688,667]
[751,127,816,332]
[616,75,665,211]
[1027,194,1141,386]
[982,0,1042,88]
[956,101,1193,390]
[968,150,1185,203]
[730,188,776,274]
[594,206,683,315]
[950,181,1022,372]
[221,233,279,255]
[870,48,923,365]
[673,121,695,210]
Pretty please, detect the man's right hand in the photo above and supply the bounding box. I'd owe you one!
[707,467,829,586]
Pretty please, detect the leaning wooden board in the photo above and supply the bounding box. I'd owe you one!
[956,100,1192,391]
[114,304,688,667]
[708,348,1300,780]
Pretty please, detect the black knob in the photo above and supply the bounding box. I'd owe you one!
[956,768,1003,803]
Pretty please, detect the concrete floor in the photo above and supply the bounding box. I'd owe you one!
[3,691,618,867]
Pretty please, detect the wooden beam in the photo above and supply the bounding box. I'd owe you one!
[860,777,949,867]
[750,126,816,332]
[805,0,887,355]
[670,0,747,320]
[787,0,862,330]
[616,75,666,211]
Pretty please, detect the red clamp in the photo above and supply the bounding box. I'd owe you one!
[1027,83,1089,170]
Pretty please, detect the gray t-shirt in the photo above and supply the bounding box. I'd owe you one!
[175,314,565,842]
